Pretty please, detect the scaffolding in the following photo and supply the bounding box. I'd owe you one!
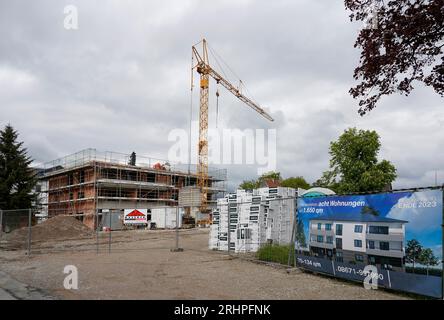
[39,149,227,228]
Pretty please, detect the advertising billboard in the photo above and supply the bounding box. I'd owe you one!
[296,189,443,298]
[124,209,149,225]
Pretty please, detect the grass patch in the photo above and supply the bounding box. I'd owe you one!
[256,244,294,266]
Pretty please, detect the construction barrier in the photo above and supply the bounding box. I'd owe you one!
[208,186,444,299]
[295,187,443,299]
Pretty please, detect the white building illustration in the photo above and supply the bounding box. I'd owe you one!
[308,213,407,271]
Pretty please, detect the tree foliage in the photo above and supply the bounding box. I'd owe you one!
[239,179,260,190]
[281,176,310,190]
[419,248,440,275]
[239,172,310,190]
[239,171,282,190]
[345,0,444,115]
[406,239,440,274]
[406,239,423,270]
[0,125,37,209]
[258,171,282,186]
[315,128,397,193]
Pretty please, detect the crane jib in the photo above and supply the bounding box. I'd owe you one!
[191,39,274,216]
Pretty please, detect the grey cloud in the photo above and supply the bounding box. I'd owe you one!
[0,0,443,190]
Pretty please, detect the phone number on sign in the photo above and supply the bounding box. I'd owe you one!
[336,266,384,280]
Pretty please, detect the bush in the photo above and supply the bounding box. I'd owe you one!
[256,244,294,266]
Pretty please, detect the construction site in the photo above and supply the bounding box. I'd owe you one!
[38,148,227,229]
[1,28,443,302]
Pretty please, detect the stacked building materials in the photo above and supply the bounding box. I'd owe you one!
[262,187,296,245]
[209,187,296,253]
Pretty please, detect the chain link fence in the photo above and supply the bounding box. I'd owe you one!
[0,209,34,255]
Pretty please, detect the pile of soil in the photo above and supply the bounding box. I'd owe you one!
[5,215,94,242]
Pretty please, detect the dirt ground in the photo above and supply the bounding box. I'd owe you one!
[0,228,408,300]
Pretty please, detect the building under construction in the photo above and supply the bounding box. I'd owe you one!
[38,149,226,229]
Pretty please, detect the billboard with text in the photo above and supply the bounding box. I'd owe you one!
[296,189,443,298]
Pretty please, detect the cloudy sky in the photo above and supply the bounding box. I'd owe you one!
[0,0,443,191]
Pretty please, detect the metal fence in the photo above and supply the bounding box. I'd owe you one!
[0,209,34,255]
[2,186,443,299]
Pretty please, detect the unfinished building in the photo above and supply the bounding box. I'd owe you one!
[39,149,226,229]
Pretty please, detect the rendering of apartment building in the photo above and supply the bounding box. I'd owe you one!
[308,213,408,271]
[209,187,296,253]
[39,149,226,229]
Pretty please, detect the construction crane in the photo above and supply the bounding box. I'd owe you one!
[191,39,274,215]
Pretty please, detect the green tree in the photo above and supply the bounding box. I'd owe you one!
[312,170,339,190]
[0,125,37,209]
[281,176,310,190]
[239,171,282,190]
[316,128,397,193]
[406,239,423,272]
[239,172,311,190]
[239,179,260,190]
[419,248,439,276]
[257,171,282,187]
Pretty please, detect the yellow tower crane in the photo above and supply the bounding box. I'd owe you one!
[191,39,274,215]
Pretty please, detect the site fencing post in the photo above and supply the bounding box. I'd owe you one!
[287,199,297,267]
[227,206,231,256]
[176,206,179,250]
[96,209,99,254]
[294,196,298,267]
[0,209,3,239]
[108,210,112,254]
[171,205,183,252]
[27,208,32,257]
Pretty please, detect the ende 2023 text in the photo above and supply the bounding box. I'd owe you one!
[174,304,271,317]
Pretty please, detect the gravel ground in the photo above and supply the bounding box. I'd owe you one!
[0,228,408,300]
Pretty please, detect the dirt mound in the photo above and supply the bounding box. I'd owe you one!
[5,215,94,242]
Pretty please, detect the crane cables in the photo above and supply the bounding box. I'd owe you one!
[207,44,261,108]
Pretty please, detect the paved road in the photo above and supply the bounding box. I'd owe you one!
[0,270,55,300]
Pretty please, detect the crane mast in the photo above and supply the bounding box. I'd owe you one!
[191,39,274,214]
